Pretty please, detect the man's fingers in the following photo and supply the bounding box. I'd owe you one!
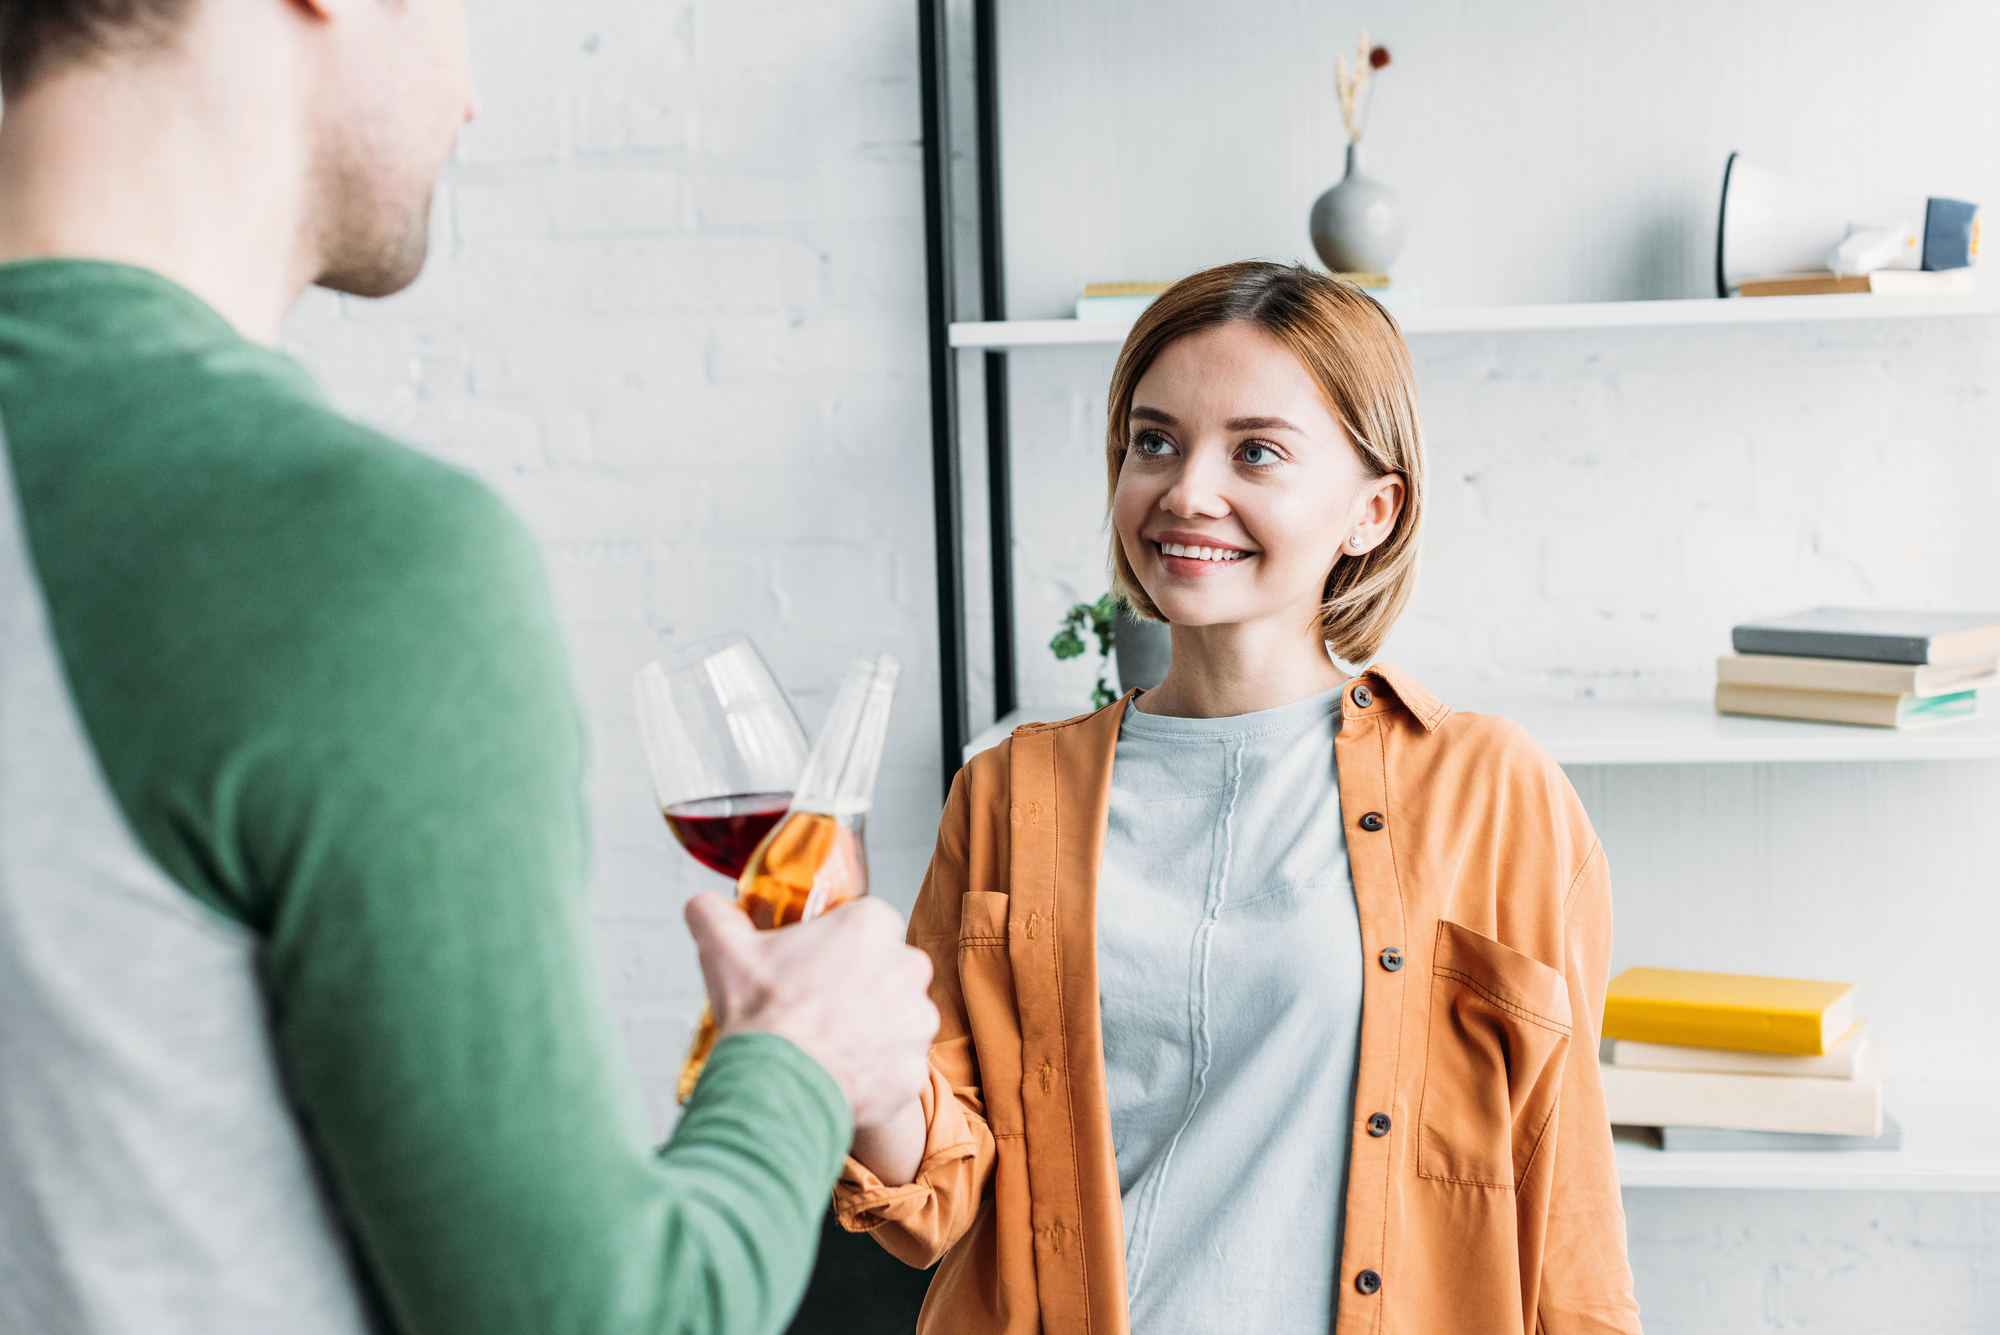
[824,894,906,939]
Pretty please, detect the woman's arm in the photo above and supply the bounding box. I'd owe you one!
[849,1097,927,1186]
[831,767,1000,1268]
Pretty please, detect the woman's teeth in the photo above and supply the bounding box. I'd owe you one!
[1157,541,1249,563]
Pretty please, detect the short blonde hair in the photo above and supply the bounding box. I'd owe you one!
[1106,261,1427,665]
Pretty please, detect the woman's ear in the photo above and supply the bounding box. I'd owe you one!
[1345,473,1405,556]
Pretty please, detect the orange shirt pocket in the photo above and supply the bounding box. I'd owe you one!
[1416,919,1573,1190]
[957,890,1023,1135]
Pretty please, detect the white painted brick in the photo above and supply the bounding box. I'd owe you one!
[455,169,689,240]
[454,97,568,164]
[468,5,689,98]
[546,546,645,624]
[575,92,692,156]
[540,409,593,465]
[1624,1190,2000,1334]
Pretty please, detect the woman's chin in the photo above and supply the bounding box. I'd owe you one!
[1148,599,1236,630]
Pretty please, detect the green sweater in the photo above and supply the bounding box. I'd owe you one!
[0,259,847,1335]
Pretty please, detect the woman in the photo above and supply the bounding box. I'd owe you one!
[836,262,1642,1335]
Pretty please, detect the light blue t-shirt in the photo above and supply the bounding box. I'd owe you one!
[1096,686,1365,1335]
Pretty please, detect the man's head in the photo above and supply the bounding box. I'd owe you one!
[0,0,478,298]
[0,1,195,92]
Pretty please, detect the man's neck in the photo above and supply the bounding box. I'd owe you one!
[0,51,317,345]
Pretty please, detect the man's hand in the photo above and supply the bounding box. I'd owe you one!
[686,892,938,1131]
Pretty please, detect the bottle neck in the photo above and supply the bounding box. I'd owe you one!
[1344,141,1363,180]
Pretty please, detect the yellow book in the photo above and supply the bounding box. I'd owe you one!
[1603,967,1855,1055]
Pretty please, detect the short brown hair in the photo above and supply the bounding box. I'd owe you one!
[0,0,196,92]
[1105,260,1428,665]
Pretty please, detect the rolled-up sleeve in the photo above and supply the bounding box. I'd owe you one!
[833,770,999,1268]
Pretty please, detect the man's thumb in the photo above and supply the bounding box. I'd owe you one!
[686,893,760,1027]
[685,891,755,963]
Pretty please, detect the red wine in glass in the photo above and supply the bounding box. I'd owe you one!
[662,791,792,879]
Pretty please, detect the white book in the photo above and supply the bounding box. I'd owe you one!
[1610,1022,1869,1079]
[1716,654,1997,698]
[1600,1053,1881,1136]
[1866,268,1976,295]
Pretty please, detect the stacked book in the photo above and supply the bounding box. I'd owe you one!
[1073,275,1422,321]
[1717,607,2000,728]
[1737,269,1975,298]
[1599,967,1891,1150]
[1075,281,1170,321]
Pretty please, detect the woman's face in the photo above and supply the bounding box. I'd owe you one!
[1112,320,1404,634]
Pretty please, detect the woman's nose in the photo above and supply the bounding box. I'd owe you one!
[1162,449,1231,518]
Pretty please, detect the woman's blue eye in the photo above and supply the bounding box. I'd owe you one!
[1135,432,1174,456]
[1241,443,1279,465]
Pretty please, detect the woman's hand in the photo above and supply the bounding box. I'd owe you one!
[849,1096,928,1187]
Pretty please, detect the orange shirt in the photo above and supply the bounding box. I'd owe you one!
[835,665,1645,1335]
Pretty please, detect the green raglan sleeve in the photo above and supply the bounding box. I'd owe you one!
[23,367,849,1334]
[240,461,850,1335]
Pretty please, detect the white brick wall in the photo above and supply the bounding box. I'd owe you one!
[278,0,1997,1327]
[1624,1190,2000,1333]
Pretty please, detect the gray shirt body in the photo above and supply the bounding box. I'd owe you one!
[1096,687,1365,1335]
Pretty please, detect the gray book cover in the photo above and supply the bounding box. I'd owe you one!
[1658,1113,1902,1153]
[1732,608,2000,664]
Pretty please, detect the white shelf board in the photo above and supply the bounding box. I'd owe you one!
[1615,1080,2000,1192]
[966,694,2000,767]
[1453,692,2000,766]
[948,293,2000,348]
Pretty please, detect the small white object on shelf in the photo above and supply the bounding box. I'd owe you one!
[966,691,2000,767]
[947,290,2000,349]
[1615,1080,2000,1192]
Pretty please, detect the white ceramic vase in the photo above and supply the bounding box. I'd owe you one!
[1309,142,1407,274]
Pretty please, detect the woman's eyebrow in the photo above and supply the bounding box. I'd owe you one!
[1130,406,1178,425]
[1225,415,1303,432]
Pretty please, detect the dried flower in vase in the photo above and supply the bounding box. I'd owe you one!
[1334,28,1392,143]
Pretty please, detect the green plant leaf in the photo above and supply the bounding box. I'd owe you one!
[1091,674,1116,710]
[1051,593,1123,704]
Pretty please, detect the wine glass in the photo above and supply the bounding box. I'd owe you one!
[636,635,812,1103]
[633,633,810,882]
[671,650,901,1099]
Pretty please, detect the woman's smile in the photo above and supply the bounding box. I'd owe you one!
[1149,528,1257,576]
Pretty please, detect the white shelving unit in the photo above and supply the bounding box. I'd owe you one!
[964,692,2000,767]
[948,292,2000,348]
[1612,1081,2000,1192]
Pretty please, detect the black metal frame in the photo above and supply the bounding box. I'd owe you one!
[975,0,1015,727]
[915,0,966,789]
[918,0,1012,794]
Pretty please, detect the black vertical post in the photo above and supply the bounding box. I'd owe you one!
[917,0,967,793]
[973,0,1015,720]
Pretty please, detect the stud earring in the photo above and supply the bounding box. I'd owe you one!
[1348,533,1366,550]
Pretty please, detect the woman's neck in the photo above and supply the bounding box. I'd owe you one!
[1135,616,1347,719]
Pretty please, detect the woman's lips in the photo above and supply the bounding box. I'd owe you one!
[1150,536,1256,576]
